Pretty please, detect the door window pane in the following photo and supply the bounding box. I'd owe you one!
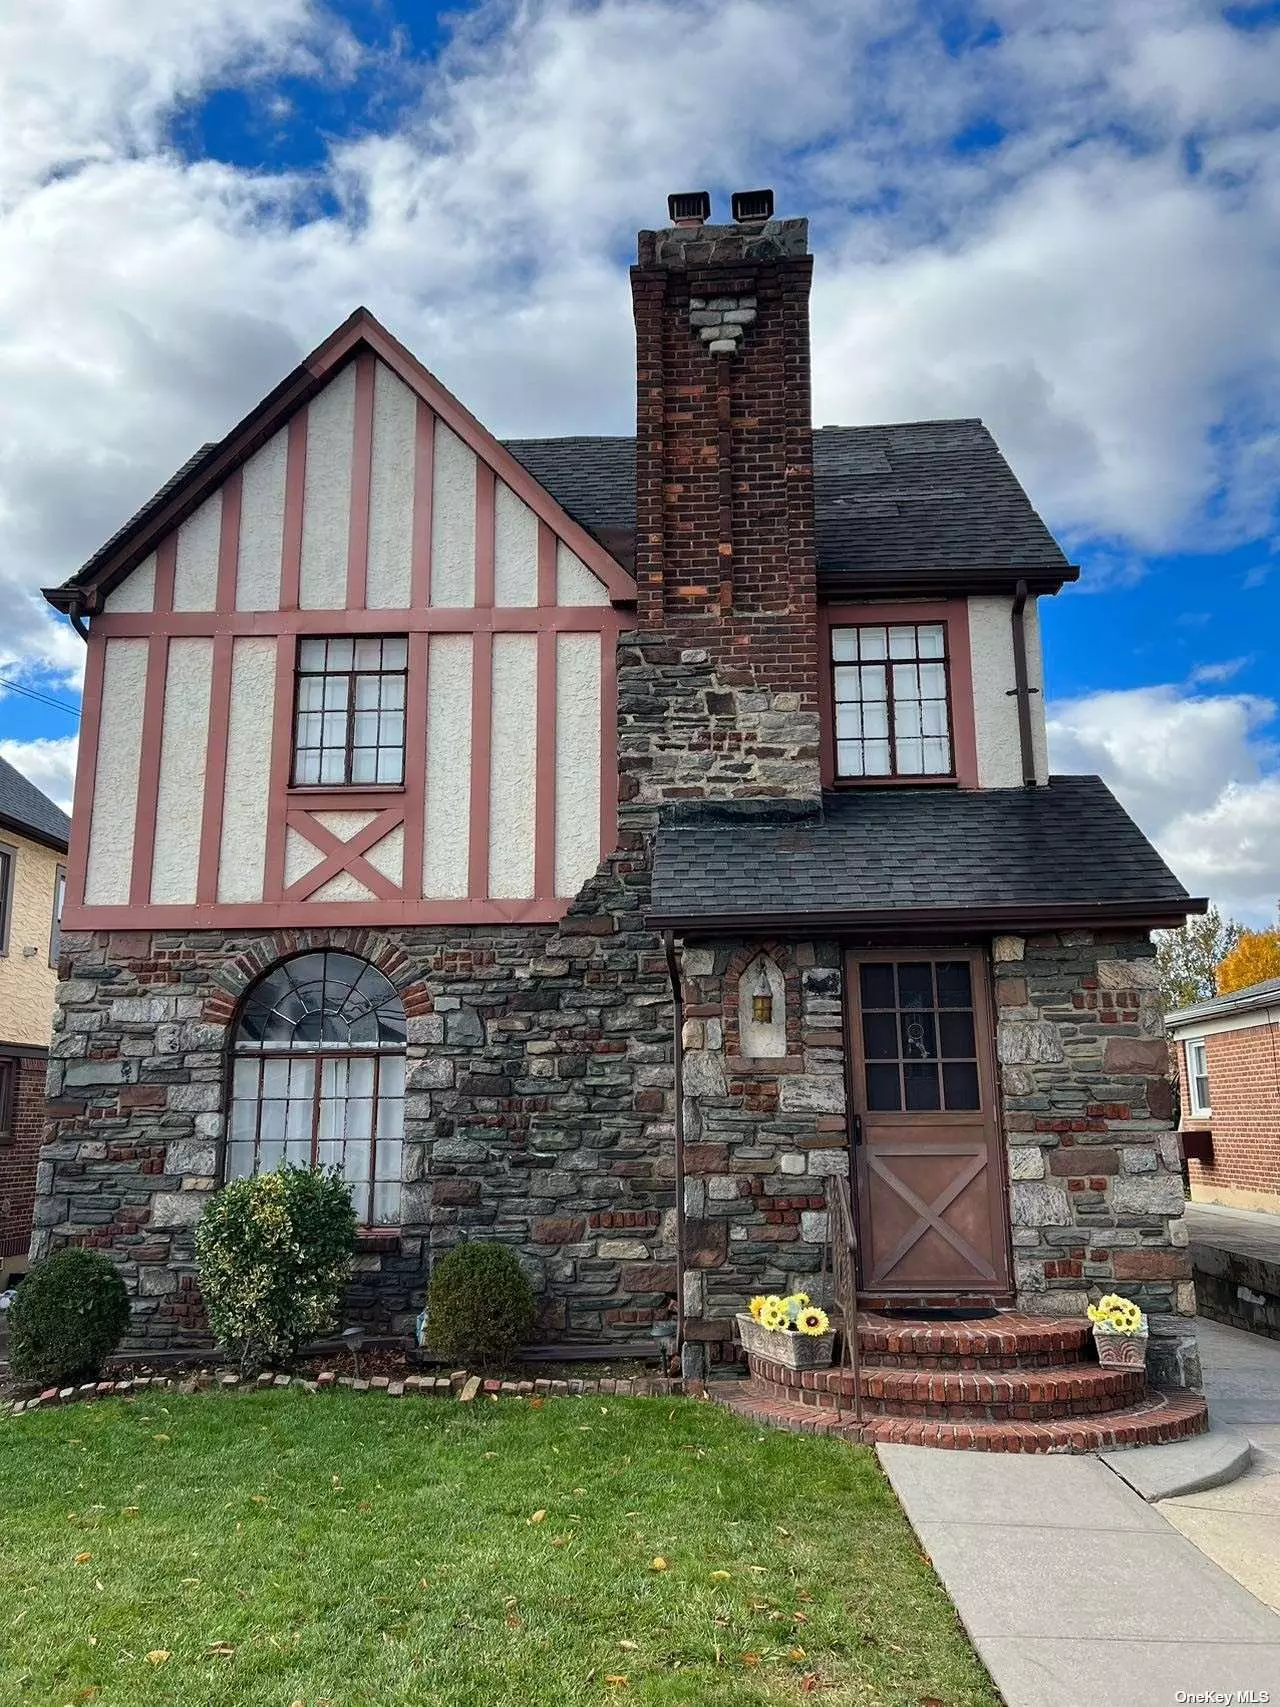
[862,1012,898,1058]
[866,1063,901,1110]
[899,1011,937,1060]
[939,1010,976,1058]
[897,964,934,1010]
[942,1061,980,1110]
[904,1062,941,1110]
[860,964,896,1008]
[935,962,973,1007]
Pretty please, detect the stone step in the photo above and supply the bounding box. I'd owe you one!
[852,1311,1092,1369]
[749,1355,1145,1421]
[712,1383,1211,1454]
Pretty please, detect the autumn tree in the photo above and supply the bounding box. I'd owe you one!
[1216,926,1280,995]
[1154,907,1243,1010]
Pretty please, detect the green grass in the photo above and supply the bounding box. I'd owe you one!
[0,1391,997,1706]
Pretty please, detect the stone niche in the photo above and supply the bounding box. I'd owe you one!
[737,954,786,1059]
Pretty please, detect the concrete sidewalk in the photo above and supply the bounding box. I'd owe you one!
[879,1446,1280,1707]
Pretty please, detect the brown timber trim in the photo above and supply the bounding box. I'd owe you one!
[1010,579,1038,787]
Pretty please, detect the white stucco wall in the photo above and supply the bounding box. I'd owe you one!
[84,637,148,905]
[554,632,601,897]
[311,868,375,903]
[173,492,221,611]
[430,424,476,607]
[217,637,275,903]
[488,634,538,898]
[968,595,1049,787]
[235,427,287,611]
[150,638,213,904]
[364,823,404,887]
[423,634,473,896]
[494,480,538,607]
[556,541,611,606]
[366,361,415,610]
[299,360,355,610]
[104,551,155,613]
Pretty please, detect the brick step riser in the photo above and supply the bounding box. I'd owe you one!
[715,1388,1211,1453]
[854,1352,1087,1370]
[851,1314,1092,1368]
[748,1374,1145,1424]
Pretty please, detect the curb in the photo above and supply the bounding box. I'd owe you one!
[1099,1424,1253,1502]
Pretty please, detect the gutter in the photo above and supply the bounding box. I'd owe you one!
[647,897,1209,936]
[1010,578,1038,787]
[662,930,687,1374]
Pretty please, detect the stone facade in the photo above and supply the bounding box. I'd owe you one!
[994,930,1199,1388]
[38,832,675,1351]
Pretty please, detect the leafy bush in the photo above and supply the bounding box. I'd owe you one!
[8,1247,131,1386]
[425,1241,537,1367]
[196,1168,357,1372]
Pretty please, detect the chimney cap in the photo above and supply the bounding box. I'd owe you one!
[731,188,774,224]
[668,190,711,227]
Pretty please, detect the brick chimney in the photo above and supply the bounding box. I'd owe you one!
[623,200,821,810]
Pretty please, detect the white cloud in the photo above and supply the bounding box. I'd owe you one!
[0,733,78,812]
[1047,684,1280,922]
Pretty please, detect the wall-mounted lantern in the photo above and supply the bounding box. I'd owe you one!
[752,962,774,1026]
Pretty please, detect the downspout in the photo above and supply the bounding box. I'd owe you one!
[662,929,687,1374]
[1010,579,1038,787]
[68,608,89,643]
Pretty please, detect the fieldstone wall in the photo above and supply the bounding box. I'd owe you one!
[995,929,1200,1388]
[38,839,675,1353]
[674,938,848,1380]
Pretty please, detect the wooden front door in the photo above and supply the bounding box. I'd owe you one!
[846,950,1011,1299]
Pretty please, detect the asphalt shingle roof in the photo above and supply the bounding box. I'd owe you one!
[505,421,1068,580]
[1166,976,1280,1027]
[0,754,71,851]
[649,776,1191,925]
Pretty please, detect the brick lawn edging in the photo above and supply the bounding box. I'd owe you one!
[1,1366,687,1420]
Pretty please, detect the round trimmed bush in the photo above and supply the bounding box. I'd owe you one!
[196,1167,357,1372]
[8,1247,131,1386]
[425,1242,537,1367]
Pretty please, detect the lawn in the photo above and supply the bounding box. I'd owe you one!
[0,1390,997,1706]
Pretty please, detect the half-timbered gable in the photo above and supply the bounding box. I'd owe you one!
[65,314,634,932]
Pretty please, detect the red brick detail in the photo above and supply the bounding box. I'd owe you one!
[531,1217,585,1245]
[682,1143,729,1175]
[431,1179,481,1207]
[1178,1022,1280,1203]
[854,1311,1090,1369]
[0,1054,46,1258]
[1111,1249,1193,1281]
[1049,1147,1120,1176]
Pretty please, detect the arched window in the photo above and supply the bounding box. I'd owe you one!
[228,952,407,1225]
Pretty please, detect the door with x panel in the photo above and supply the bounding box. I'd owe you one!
[846,951,1011,1298]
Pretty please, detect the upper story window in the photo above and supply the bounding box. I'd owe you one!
[292,636,408,788]
[831,623,953,780]
[0,842,14,956]
[1186,1038,1211,1117]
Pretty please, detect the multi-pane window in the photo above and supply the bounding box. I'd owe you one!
[858,959,981,1113]
[228,952,407,1225]
[292,636,408,787]
[1186,1039,1211,1116]
[831,623,952,779]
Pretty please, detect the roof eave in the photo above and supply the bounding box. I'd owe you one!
[646,895,1206,937]
[0,810,70,854]
[817,563,1079,600]
[1165,984,1280,1029]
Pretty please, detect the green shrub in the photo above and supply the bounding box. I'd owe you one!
[196,1168,357,1372]
[425,1241,537,1367]
[8,1247,131,1386]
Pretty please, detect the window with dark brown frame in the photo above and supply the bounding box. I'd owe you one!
[228,952,406,1226]
[291,636,408,788]
[0,1057,14,1142]
[0,842,14,957]
[830,622,953,779]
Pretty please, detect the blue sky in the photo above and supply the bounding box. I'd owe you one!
[0,0,1277,918]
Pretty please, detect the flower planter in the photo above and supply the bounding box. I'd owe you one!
[736,1312,835,1370]
[1093,1328,1148,1370]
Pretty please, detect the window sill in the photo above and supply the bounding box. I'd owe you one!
[354,1228,401,1254]
[287,785,406,807]
[828,775,960,790]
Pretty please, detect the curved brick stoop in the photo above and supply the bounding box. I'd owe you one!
[712,1313,1210,1452]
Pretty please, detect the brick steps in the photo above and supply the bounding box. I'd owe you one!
[751,1356,1145,1421]
[713,1383,1211,1453]
[852,1312,1092,1369]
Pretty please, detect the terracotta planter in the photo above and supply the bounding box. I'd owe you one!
[736,1312,835,1370]
[1093,1328,1148,1370]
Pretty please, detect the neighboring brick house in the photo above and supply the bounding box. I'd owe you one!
[37,194,1209,1419]
[1168,979,1280,1213]
[0,755,69,1286]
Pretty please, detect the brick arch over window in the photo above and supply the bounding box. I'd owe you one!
[199,929,433,1035]
[720,940,805,1073]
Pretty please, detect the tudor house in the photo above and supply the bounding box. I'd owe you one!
[39,196,1209,1431]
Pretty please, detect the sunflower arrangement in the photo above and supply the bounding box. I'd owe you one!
[747,1291,830,1337]
[1087,1293,1145,1336]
